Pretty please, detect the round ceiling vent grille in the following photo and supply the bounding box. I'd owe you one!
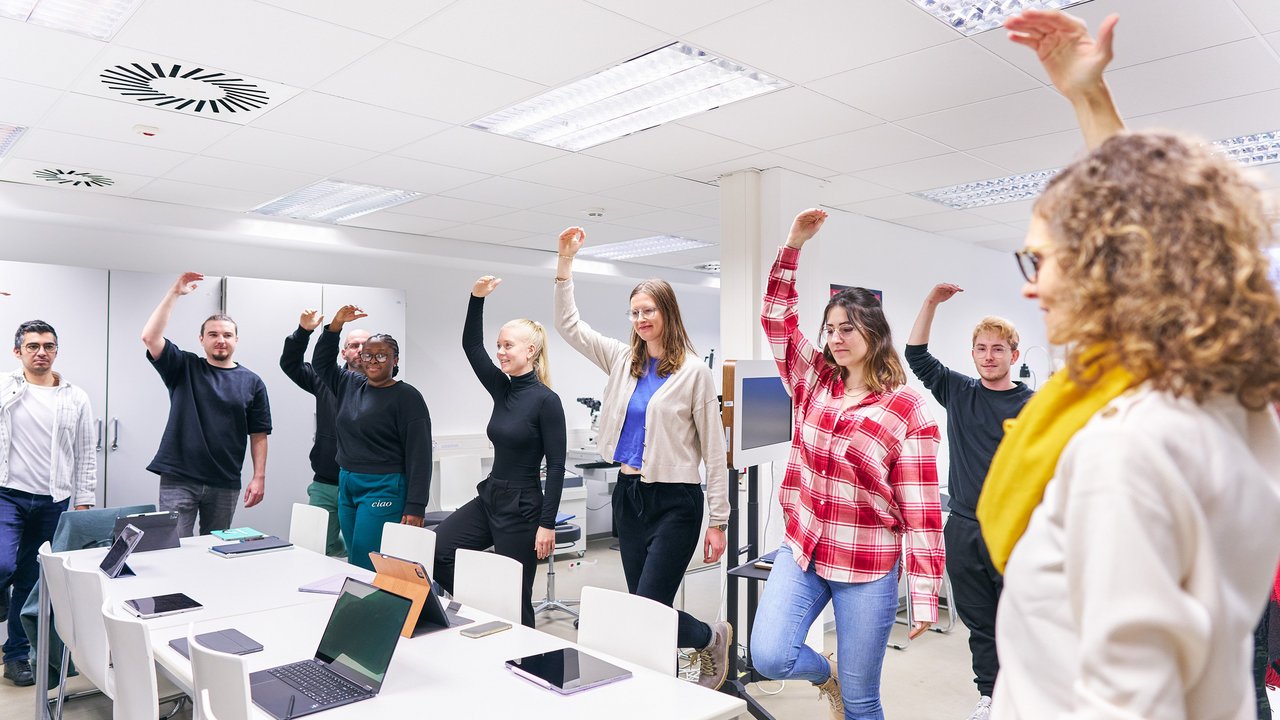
[33,169,115,188]
[100,63,270,114]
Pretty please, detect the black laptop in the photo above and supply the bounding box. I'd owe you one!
[249,578,411,719]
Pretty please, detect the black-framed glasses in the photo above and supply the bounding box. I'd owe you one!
[1014,249,1043,283]
[359,352,392,363]
[21,342,58,354]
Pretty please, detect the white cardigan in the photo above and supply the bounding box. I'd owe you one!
[993,386,1280,719]
[554,279,729,525]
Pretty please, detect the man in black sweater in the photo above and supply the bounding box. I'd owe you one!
[906,283,1033,720]
[280,309,370,557]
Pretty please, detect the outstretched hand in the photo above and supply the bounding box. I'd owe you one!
[299,309,324,331]
[1006,9,1117,99]
[786,208,828,249]
[472,276,502,298]
[328,304,368,331]
[558,226,585,257]
[926,283,963,305]
[171,271,204,297]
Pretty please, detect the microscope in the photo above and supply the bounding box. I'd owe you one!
[576,397,602,449]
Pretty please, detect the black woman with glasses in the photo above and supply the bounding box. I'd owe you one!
[553,226,733,690]
[313,304,431,571]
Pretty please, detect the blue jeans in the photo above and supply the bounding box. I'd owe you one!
[0,488,68,662]
[751,545,899,720]
[337,469,405,571]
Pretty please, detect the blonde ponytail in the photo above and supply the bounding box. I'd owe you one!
[503,319,552,388]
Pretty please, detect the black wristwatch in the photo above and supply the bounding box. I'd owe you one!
[712,524,728,532]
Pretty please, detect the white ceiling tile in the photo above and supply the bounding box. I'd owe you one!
[684,0,956,84]
[616,209,718,234]
[0,18,106,90]
[340,212,457,235]
[201,127,376,176]
[315,42,544,124]
[584,0,769,35]
[338,155,489,196]
[397,127,568,174]
[632,244,722,269]
[818,175,899,206]
[942,223,1026,243]
[891,210,993,233]
[898,88,1078,150]
[576,222,665,245]
[506,154,660,193]
[0,79,63,127]
[481,210,580,235]
[854,153,1008,193]
[437,223,530,244]
[680,200,719,219]
[1267,32,1280,55]
[113,0,383,87]
[598,176,719,208]
[41,93,239,153]
[0,157,152,196]
[534,194,657,221]
[12,128,188,176]
[976,235,1026,253]
[841,193,950,220]
[163,156,317,196]
[584,124,759,175]
[1237,0,1280,33]
[679,225,719,243]
[400,0,669,86]
[967,130,1085,174]
[677,87,879,150]
[255,0,454,39]
[679,151,840,184]
[969,199,1037,223]
[249,92,448,153]
[1128,89,1280,141]
[131,178,273,212]
[443,176,578,209]
[777,124,953,174]
[393,195,514,222]
[501,234,558,250]
[809,40,1038,121]
[1105,39,1280,118]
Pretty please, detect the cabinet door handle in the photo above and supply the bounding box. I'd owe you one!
[110,417,120,451]
[96,418,103,452]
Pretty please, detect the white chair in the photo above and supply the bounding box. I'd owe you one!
[63,565,115,697]
[38,543,82,719]
[452,548,523,624]
[188,628,253,720]
[100,601,185,719]
[289,502,329,555]
[424,454,482,527]
[577,586,678,676]
[380,522,437,576]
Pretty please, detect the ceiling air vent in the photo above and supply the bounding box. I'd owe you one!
[99,63,269,115]
[32,168,115,188]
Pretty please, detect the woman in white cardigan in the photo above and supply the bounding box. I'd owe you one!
[553,226,732,689]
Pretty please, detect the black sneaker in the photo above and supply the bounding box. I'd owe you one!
[4,659,34,687]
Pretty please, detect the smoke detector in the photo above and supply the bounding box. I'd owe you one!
[583,207,605,219]
[133,124,159,137]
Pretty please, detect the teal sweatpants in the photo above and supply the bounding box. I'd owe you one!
[306,480,346,558]
[337,469,405,571]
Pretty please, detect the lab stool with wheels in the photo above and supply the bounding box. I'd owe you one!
[534,523,582,619]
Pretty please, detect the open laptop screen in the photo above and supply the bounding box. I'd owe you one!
[315,579,409,691]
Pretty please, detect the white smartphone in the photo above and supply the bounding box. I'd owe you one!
[460,620,512,639]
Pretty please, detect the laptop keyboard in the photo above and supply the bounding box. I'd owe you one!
[270,661,366,705]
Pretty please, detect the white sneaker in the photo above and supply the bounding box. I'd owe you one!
[966,696,992,720]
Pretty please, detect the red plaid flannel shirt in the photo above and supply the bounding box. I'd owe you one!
[761,246,945,621]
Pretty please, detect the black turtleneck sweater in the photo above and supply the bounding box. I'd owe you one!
[464,294,567,529]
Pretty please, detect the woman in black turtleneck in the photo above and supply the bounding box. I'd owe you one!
[432,275,567,628]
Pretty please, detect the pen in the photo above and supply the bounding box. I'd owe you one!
[284,695,295,719]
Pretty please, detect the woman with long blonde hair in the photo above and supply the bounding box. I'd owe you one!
[432,275,566,628]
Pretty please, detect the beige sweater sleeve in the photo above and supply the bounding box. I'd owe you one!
[693,365,730,525]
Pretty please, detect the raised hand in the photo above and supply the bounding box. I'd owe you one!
[299,309,324,331]
[171,271,204,297]
[1006,9,1117,100]
[472,276,502,298]
[927,283,964,305]
[328,304,368,331]
[558,226,585,257]
[786,208,828,249]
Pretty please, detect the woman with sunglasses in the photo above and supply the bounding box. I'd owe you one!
[554,226,732,689]
[314,304,431,571]
[981,10,1280,718]
[432,275,566,628]
[754,208,944,720]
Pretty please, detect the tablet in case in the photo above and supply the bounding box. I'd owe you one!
[112,512,181,552]
[369,551,471,637]
[125,592,203,619]
[169,629,263,659]
[505,648,632,695]
[209,536,293,558]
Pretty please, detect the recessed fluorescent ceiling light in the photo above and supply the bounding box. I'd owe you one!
[577,235,713,261]
[250,180,422,224]
[0,0,144,41]
[470,42,788,152]
[0,123,27,158]
[909,0,1089,36]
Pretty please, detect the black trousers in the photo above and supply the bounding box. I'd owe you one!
[433,476,541,628]
[613,472,713,650]
[945,513,1003,697]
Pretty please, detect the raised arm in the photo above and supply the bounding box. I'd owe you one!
[280,309,324,393]
[463,277,508,396]
[761,209,829,402]
[142,272,202,359]
[314,305,367,395]
[908,283,962,346]
[553,227,628,373]
[1006,9,1123,150]
[905,283,966,402]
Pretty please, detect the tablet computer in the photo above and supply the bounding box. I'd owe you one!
[99,523,143,579]
[125,592,203,619]
[505,648,632,695]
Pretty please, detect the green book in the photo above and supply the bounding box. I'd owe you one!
[211,527,267,541]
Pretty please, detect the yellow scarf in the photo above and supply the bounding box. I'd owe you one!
[978,351,1135,573]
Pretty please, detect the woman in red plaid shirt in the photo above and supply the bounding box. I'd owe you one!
[752,208,945,720]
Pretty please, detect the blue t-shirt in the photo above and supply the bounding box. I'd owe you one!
[614,357,669,469]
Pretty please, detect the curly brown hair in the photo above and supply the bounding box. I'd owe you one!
[1034,130,1280,410]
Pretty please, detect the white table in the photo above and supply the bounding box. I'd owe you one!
[52,538,746,720]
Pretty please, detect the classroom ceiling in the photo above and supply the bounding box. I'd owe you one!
[2,0,1279,270]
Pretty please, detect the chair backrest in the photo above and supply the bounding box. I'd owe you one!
[189,628,252,720]
[63,565,113,695]
[379,523,437,577]
[101,601,159,720]
[38,542,76,649]
[289,502,329,554]
[199,689,220,720]
[452,549,522,624]
[577,586,678,675]
[438,455,482,511]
